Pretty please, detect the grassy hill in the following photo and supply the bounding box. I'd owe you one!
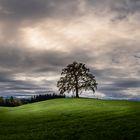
[0,98,140,140]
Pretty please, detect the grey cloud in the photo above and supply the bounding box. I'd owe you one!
[98,85,140,100]
[0,45,95,97]
[85,0,140,22]
[0,45,94,73]
[0,0,139,24]
[114,79,140,88]
[91,68,140,98]
[1,0,140,46]
[0,46,35,70]
[100,79,140,91]
[134,52,140,59]
[111,0,140,21]
[0,70,52,97]
[112,0,140,14]
[0,0,79,21]
[91,68,128,80]
[0,41,139,99]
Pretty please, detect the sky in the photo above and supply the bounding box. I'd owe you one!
[0,0,140,100]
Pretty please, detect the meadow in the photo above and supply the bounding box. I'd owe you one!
[0,98,140,140]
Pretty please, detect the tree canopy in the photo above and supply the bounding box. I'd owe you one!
[57,61,98,97]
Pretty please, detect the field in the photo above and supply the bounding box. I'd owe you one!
[0,98,140,140]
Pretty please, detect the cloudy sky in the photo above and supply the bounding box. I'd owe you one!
[0,0,140,100]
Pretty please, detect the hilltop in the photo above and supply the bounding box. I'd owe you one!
[0,98,140,140]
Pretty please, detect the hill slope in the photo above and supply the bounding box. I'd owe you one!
[0,98,140,140]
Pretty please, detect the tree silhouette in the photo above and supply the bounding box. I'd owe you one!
[57,61,97,98]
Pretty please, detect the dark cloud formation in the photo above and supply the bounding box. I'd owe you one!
[0,0,79,21]
[0,45,95,97]
[0,0,140,100]
[114,79,140,88]
[0,45,93,72]
[87,0,140,16]
[0,0,140,22]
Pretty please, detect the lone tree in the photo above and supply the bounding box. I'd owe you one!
[57,61,97,98]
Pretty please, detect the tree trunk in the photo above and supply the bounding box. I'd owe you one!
[75,75,79,98]
[75,86,79,98]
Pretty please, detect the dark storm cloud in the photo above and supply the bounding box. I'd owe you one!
[111,0,140,14]
[0,69,52,97]
[99,79,140,92]
[134,53,140,59]
[0,45,94,97]
[0,70,36,88]
[90,66,140,100]
[0,45,59,72]
[91,68,127,80]
[0,45,94,73]
[91,68,140,98]
[0,43,140,99]
[114,79,140,88]
[0,0,140,22]
[0,43,139,98]
[0,0,79,21]
[99,83,140,100]
[87,0,140,14]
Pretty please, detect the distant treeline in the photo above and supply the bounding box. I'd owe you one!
[0,93,65,107]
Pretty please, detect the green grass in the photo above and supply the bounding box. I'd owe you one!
[0,98,140,140]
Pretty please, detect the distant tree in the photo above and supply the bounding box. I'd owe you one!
[10,96,14,102]
[0,97,4,106]
[57,61,98,98]
[0,94,65,107]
